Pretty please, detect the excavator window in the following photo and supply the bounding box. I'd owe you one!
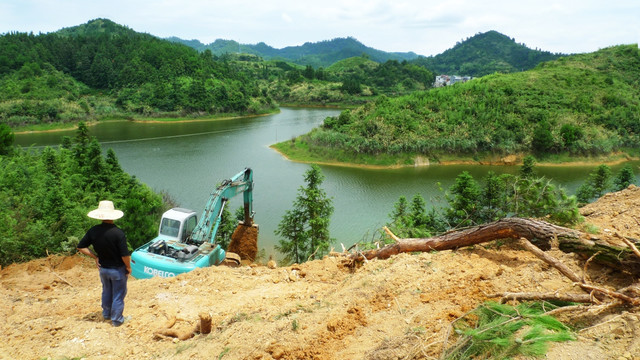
[183,216,197,242]
[160,218,180,238]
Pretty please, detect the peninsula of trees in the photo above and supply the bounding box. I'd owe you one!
[275,44,639,165]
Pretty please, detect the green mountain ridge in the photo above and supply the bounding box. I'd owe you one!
[168,30,564,76]
[167,36,421,68]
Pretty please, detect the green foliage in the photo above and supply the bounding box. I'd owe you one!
[443,302,575,359]
[446,171,481,227]
[0,123,14,155]
[0,125,165,265]
[520,155,536,178]
[265,57,434,105]
[614,165,636,191]
[275,165,334,264]
[578,164,638,204]
[386,161,581,240]
[0,20,276,126]
[532,121,554,154]
[387,195,444,239]
[576,165,613,204]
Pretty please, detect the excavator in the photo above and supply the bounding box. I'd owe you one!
[130,168,258,279]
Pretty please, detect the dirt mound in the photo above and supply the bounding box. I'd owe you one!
[580,184,640,241]
[227,222,259,261]
[2,186,640,359]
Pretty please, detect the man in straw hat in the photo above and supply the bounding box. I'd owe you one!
[77,200,131,327]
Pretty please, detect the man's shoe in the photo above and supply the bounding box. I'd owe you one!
[112,315,131,327]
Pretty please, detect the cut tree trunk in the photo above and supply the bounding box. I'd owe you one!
[355,218,640,275]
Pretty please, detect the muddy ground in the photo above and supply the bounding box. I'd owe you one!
[2,186,640,360]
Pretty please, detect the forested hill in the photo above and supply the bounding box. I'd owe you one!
[284,44,639,165]
[167,36,421,68]
[0,18,276,127]
[415,31,563,77]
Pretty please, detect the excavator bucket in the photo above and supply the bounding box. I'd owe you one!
[226,221,259,263]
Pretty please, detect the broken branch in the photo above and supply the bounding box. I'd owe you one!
[488,292,593,304]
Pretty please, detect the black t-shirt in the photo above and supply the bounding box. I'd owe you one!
[78,223,129,269]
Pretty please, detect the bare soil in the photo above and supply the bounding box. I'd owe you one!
[2,186,640,360]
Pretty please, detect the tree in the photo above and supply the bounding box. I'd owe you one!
[73,122,90,170]
[519,155,536,178]
[302,65,315,80]
[531,120,554,154]
[341,77,361,94]
[576,165,612,204]
[480,171,507,221]
[0,123,14,155]
[614,165,636,191]
[275,165,334,264]
[274,208,307,264]
[446,171,481,227]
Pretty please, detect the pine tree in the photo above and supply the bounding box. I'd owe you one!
[446,171,481,227]
[480,171,507,222]
[520,155,536,178]
[614,165,636,191]
[576,164,613,203]
[0,123,14,155]
[275,165,334,264]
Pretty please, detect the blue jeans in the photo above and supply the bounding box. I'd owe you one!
[99,267,128,326]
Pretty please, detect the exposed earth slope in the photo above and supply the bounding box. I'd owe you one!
[2,186,640,360]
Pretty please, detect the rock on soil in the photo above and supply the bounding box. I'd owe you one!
[2,186,640,359]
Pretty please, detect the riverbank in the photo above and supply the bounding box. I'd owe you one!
[271,139,639,169]
[12,108,281,135]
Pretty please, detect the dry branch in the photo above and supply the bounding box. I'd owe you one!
[520,238,640,306]
[518,237,582,283]
[488,292,593,303]
[579,284,640,306]
[617,232,640,259]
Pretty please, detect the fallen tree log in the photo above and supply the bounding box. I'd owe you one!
[354,218,640,275]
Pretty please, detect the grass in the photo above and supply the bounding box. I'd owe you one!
[272,137,639,169]
[175,342,196,354]
[217,347,231,359]
[271,138,417,168]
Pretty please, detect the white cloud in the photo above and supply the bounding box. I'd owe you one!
[281,13,293,24]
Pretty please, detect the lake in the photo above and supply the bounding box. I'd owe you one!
[15,108,640,258]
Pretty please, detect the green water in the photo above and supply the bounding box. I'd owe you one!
[15,108,640,257]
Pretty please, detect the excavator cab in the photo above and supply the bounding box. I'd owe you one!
[157,208,198,242]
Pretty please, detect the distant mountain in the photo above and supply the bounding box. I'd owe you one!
[168,36,421,68]
[414,31,563,77]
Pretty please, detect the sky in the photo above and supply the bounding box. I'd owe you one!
[1,0,638,57]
